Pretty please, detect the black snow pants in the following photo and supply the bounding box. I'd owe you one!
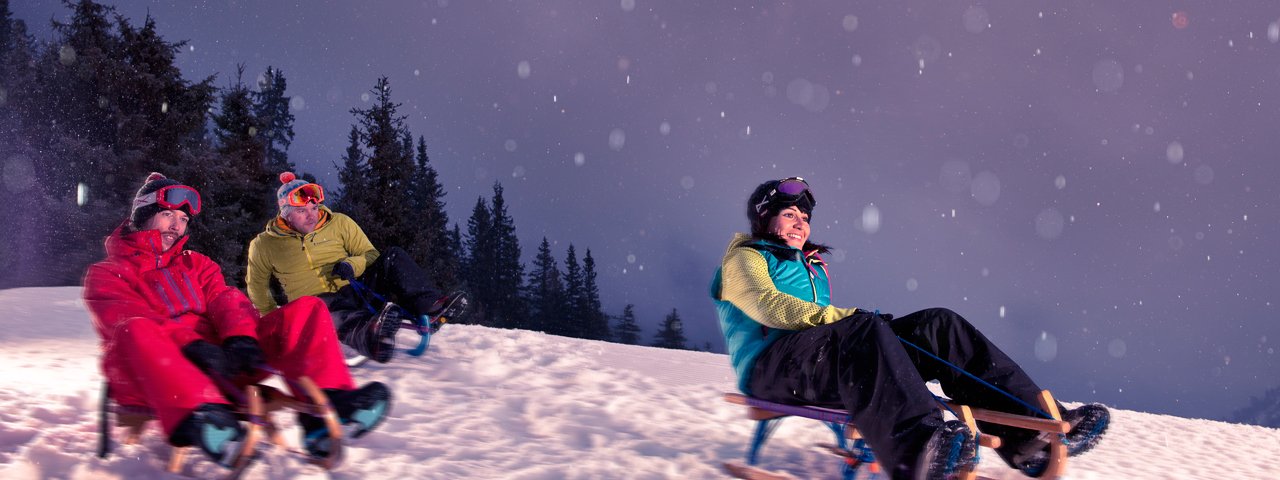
[747,308,1049,479]
[317,246,443,343]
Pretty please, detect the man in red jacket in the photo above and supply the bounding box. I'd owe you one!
[83,173,392,465]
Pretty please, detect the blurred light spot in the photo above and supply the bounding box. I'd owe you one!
[1035,208,1065,239]
[659,121,671,135]
[1108,339,1127,358]
[1034,331,1058,362]
[999,305,1006,318]
[970,171,1001,206]
[620,0,635,12]
[289,96,305,111]
[504,139,517,152]
[574,152,586,166]
[1168,235,1184,250]
[906,278,918,292]
[161,102,169,113]
[608,128,626,151]
[77,182,88,206]
[59,45,77,65]
[761,71,774,84]
[1269,21,1280,43]
[1171,11,1189,29]
[981,267,989,277]
[1166,141,1184,164]
[517,60,531,79]
[962,6,990,33]
[1193,165,1214,185]
[626,254,636,264]
[680,176,694,190]
[1153,201,1161,213]
[704,81,718,94]
[414,69,421,76]
[912,35,942,64]
[1092,59,1124,92]
[851,54,863,67]
[738,125,751,139]
[512,166,525,178]
[360,92,370,102]
[842,14,859,32]
[861,204,881,233]
[1054,175,1066,190]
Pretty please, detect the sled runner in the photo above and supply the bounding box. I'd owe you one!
[723,390,1070,480]
[97,370,344,478]
[341,278,469,367]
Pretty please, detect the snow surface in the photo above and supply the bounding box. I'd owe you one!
[0,287,1277,479]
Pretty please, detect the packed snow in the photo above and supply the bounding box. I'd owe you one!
[0,287,1277,479]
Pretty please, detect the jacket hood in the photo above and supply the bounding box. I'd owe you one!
[104,221,190,266]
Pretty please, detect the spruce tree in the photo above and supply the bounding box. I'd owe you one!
[348,76,415,248]
[580,249,609,341]
[652,309,688,350]
[562,244,584,336]
[252,65,295,176]
[332,125,372,221]
[487,183,525,329]
[463,196,494,326]
[614,304,642,345]
[524,237,564,334]
[408,135,456,289]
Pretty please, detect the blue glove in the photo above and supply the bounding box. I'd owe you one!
[332,261,355,281]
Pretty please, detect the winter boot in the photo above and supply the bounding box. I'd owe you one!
[169,403,247,466]
[420,291,470,333]
[299,382,392,459]
[1001,403,1112,477]
[913,420,977,480]
[340,303,405,363]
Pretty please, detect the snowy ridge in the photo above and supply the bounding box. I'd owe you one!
[0,287,1277,479]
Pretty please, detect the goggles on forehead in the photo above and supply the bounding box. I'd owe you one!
[133,185,202,215]
[283,183,325,207]
[754,177,814,216]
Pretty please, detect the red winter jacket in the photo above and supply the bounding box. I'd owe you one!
[84,223,259,359]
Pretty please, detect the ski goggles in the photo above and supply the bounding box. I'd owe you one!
[282,183,325,207]
[133,185,202,215]
[754,177,814,216]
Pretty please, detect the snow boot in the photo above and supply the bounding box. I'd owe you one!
[340,303,405,363]
[300,382,392,458]
[913,419,977,480]
[1003,403,1111,477]
[420,291,470,333]
[169,403,247,466]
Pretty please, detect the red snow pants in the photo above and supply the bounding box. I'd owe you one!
[104,296,355,435]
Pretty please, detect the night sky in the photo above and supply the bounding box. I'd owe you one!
[11,1,1280,421]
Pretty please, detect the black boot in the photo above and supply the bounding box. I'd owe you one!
[339,303,405,363]
[998,403,1112,477]
[169,403,246,465]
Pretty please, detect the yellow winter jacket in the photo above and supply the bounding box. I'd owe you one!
[245,206,379,314]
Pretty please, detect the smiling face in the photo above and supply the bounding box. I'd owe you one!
[142,209,189,251]
[768,205,810,249]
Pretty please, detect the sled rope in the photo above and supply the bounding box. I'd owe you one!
[895,335,1055,421]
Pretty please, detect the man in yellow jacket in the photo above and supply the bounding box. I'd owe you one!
[246,172,459,364]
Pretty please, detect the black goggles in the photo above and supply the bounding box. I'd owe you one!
[754,177,814,216]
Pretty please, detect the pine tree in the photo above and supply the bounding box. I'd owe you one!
[524,237,564,334]
[487,183,525,329]
[652,309,688,350]
[562,244,584,336]
[462,196,494,326]
[614,304,642,345]
[252,66,295,176]
[408,135,456,289]
[580,249,610,341]
[331,125,372,222]
[348,76,416,248]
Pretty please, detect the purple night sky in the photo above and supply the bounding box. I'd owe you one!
[10,1,1279,421]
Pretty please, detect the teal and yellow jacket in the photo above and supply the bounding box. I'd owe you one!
[245,206,379,314]
[710,233,858,394]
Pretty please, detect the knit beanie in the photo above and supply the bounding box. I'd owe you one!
[276,172,311,216]
[130,172,183,229]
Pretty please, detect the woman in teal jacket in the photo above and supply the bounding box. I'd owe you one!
[711,178,1109,480]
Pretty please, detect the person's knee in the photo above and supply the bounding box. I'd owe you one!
[919,307,971,331]
[383,245,410,260]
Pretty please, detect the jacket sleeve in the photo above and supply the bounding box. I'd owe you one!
[189,252,260,340]
[719,247,858,330]
[339,215,380,276]
[83,264,203,347]
[245,237,279,315]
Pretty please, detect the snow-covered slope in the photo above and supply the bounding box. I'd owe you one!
[0,287,1277,479]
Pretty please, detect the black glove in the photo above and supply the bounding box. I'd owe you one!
[222,336,265,376]
[332,261,355,281]
[182,339,232,378]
